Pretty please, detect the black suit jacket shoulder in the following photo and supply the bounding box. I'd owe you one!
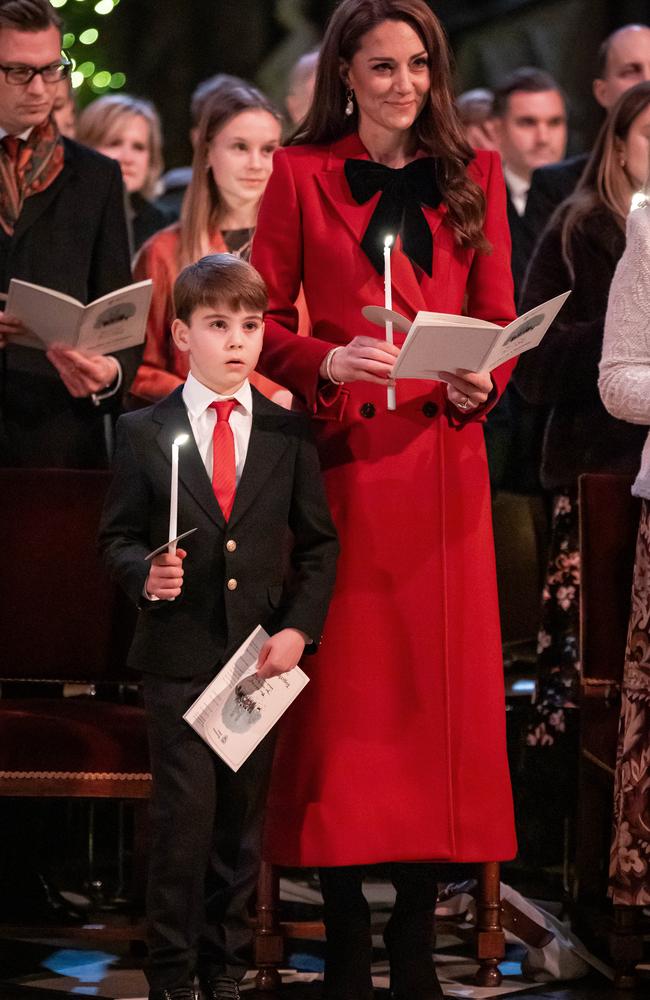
[98,385,339,678]
[525,154,589,239]
[0,138,137,469]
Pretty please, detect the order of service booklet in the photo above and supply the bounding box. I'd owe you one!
[5,278,153,355]
[183,625,309,772]
[362,290,570,380]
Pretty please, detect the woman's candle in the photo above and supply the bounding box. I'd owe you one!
[384,234,396,411]
[169,433,189,553]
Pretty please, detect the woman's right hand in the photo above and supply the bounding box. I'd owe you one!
[321,336,400,385]
[0,311,27,348]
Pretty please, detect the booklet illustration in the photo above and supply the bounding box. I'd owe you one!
[184,625,309,772]
[5,278,153,355]
[362,291,570,380]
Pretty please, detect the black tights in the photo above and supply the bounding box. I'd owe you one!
[319,863,441,999]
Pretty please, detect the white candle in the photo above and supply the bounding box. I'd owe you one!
[169,433,189,553]
[384,234,396,411]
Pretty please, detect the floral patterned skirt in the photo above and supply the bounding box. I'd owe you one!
[515,490,581,866]
[609,499,650,906]
[527,489,581,747]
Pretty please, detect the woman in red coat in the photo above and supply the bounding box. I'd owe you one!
[251,2,517,998]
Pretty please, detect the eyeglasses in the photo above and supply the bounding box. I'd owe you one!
[0,55,71,86]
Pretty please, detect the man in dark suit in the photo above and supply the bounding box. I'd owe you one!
[99,254,338,1000]
[491,67,567,298]
[526,22,650,235]
[0,0,137,468]
[485,68,567,500]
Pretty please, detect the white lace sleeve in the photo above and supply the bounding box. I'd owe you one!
[599,204,650,425]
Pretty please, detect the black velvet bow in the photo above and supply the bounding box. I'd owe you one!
[344,156,443,276]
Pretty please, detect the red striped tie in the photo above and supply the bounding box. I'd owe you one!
[209,399,237,520]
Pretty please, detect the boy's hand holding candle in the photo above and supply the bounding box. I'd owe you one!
[145,548,187,601]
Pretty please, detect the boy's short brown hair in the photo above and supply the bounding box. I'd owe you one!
[173,253,268,325]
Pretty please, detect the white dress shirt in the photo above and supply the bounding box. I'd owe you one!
[0,126,33,141]
[144,373,253,602]
[182,371,253,483]
[503,165,530,217]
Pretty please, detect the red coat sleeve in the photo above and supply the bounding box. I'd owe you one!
[252,149,338,411]
[130,228,186,403]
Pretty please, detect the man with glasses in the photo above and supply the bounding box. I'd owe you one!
[0,0,135,468]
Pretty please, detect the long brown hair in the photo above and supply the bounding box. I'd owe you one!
[561,80,650,276]
[293,0,489,252]
[179,82,282,268]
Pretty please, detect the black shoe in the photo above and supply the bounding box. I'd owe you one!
[148,988,196,1000]
[384,910,443,1000]
[199,977,240,1000]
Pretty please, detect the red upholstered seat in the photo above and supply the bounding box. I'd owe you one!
[0,699,149,783]
[0,468,150,803]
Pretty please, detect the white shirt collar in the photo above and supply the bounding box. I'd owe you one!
[0,126,33,142]
[503,165,530,216]
[182,370,253,418]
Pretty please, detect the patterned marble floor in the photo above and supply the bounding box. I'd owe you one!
[1,877,647,1000]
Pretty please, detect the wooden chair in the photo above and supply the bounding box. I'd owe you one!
[578,472,645,987]
[0,468,150,939]
[254,858,505,987]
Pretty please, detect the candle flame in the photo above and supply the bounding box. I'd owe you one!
[173,433,189,447]
[384,234,394,248]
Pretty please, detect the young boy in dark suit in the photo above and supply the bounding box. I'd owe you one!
[99,254,338,1000]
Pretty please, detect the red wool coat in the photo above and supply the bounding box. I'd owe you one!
[251,133,518,867]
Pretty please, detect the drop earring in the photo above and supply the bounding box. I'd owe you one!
[345,88,354,117]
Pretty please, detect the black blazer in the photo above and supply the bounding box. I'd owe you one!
[0,138,138,469]
[524,154,589,241]
[98,385,339,678]
[514,204,646,491]
[505,189,536,301]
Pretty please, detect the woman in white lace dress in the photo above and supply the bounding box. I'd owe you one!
[599,162,650,907]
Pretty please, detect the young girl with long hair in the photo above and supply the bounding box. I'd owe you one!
[131,81,283,403]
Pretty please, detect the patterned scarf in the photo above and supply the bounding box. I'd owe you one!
[0,115,64,237]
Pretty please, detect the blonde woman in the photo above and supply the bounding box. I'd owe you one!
[599,121,650,908]
[77,93,169,251]
[130,81,284,403]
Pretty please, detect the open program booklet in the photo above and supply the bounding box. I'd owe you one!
[183,625,309,772]
[362,290,570,380]
[5,278,152,355]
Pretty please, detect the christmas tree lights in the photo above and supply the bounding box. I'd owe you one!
[50,0,127,103]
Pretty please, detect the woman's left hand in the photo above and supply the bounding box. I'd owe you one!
[47,346,119,398]
[438,369,493,412]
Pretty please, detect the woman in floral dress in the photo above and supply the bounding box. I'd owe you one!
[514,83,650,863]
